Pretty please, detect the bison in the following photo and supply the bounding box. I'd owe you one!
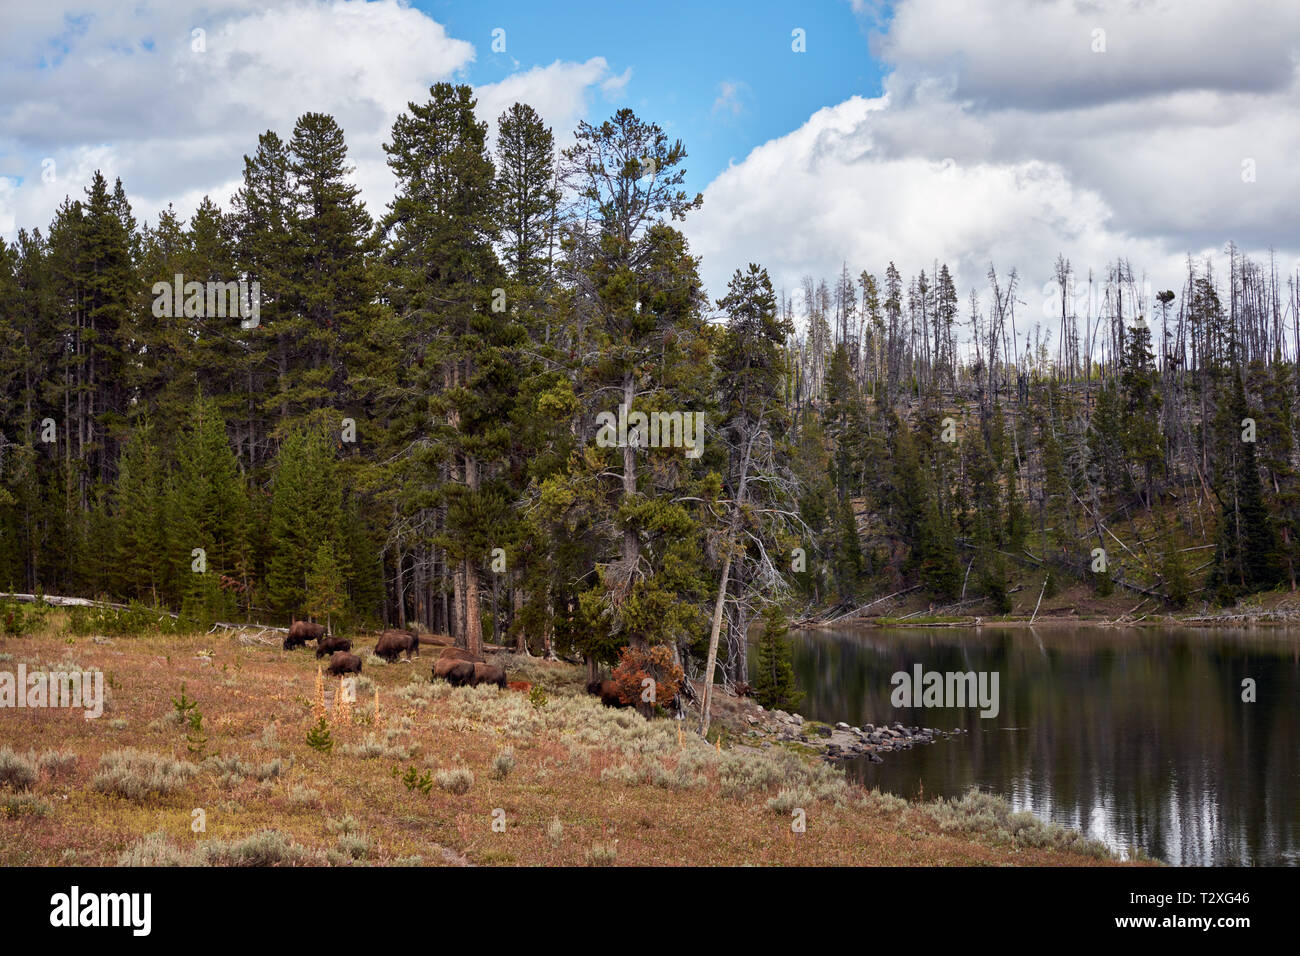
[506,680,532,694]
[432,658,476,687]
[374,629,419,662]
[469,663,507,689]
[283,620,325,651]
[437,646,482,664]
[326,651,362,676]
[586,679,629,708]
[315,635,352,659]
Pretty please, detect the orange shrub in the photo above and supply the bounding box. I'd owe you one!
[610,645,684,710]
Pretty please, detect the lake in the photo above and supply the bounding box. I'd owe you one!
[780,624,1300,865]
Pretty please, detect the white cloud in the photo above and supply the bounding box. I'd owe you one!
[711,81,747,118]
[475,57,628,150]
[0,1,621,238]
[687,0,1300,333]
[879,0,1300,109]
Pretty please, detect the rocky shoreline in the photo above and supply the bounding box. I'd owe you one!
[736,705,965,764]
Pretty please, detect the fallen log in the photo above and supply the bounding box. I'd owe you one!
[800,586,921,628]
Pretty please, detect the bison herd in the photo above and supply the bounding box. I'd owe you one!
[431,647,505,688]
[282,622,510,689]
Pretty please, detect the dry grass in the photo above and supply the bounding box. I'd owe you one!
[0,617,1135,866]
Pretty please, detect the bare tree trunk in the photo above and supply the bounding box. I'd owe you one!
[452,561,465,647]
[699,427,758,734]
[463,559,482,657]
[395,548,406,630]
[621,371,644,649]
[513,584,527,654]
[699,550,732,736]
[463,454,483,658]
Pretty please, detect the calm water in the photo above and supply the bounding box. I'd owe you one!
[777,625,1300,865]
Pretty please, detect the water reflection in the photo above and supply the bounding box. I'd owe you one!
[771,625,1300,866]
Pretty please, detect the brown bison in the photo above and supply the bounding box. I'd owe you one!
[374,629,419,662]
[283,620,325,650]
[315,635,352,659]
[326,651,362,676]
[437,646,482,664]
[506,680,532,694]
[470,663,507,689]
[586,679,629,708]
[432,658,475,687]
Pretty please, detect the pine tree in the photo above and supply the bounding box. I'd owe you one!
[752,604,803,712]
[305,542,346,634]
[265,427,344,619]
[229,130,294,457]
[111,420,166,602]
[169,397,250,621]
[1120,317,1162,507]
[558,108,711,672]
[495,102,557,290]
[281,112,378,434]
[1208,370,1281,601]
[380,83,521,655]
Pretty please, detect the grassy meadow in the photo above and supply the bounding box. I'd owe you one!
[0,611,1133,866]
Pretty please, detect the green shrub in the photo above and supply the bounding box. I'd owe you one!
[0,747,38,790]
[922,787,1113,858]
[0,792,52,818]
[585,842,617,866]
[67,602,182,637]
[342,733,409,760]
[36,749,78,777]
[116,830,200,866]
[204,830,319,866]
[766,786,812,814]
[435,767,473,795]
[92,749,197,801]
[288,785,320,807]
[491,746,515,779]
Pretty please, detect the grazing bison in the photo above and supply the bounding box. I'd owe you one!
[374,629,419,662]
[437,646,482,664]
[283,620,325,651]
[432,658,475,687]
[586,679,629,708]
[506,680,532,694]
[470,663,507,689]
[315,635,352,659]
[326,651,362,676]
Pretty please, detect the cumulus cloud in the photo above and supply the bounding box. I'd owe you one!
[0,0,620,237]
[687,0,1300,328]
[475,57,632,149]
[879,0,1300,110]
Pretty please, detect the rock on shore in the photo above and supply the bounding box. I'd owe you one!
[740,707,966,764]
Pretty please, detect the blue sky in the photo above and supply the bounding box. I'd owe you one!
[421,0,890,197]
